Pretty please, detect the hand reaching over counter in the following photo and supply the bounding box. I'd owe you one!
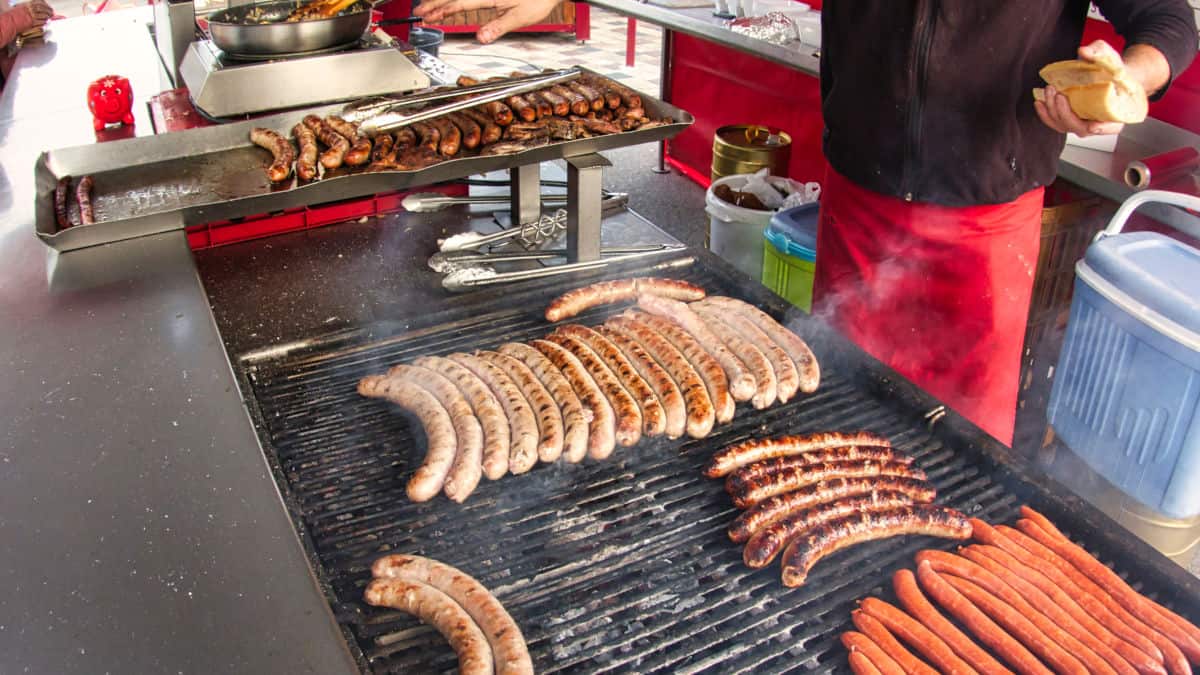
[413,0,562,43]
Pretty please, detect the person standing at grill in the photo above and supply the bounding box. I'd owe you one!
[417,0,1198,445]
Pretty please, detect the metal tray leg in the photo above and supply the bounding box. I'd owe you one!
[510,163,542,225]
[566,153,611,262]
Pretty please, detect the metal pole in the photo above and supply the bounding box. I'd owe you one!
[653,28,674,175]
[510,163,542,225]
[565,153,611,262]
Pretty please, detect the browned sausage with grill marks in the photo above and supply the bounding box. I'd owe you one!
[411,120,441,154]
[325,115,372,166]
[859,595,982,675]
[731,459,927,509]
[705,430,891,478]
[743,491,915,568]
[534,88,570,117]
[250,127,296,182]
[393,126,418,149]
[692,303,777,408]
[76,175,95,225]
[551,84,590,116]
[726,446,910,494]
[604,314,714,439]
[448,353,538,474]
[357,375,456,502]
[369,132,395,164]
[293,123,319,181]
[545,332,642,447]
[371,555,533,675]
[497,342,589,463]
[463,108,503,145]
[479,350,564,464]
[363,578,493,675]
[728,475,935,543]
[780,505,971,587]
[529,339,616,460]
[506,95,538,122]
[567,80,605,111]
[637,294,756,403]
[387,365,483,503]
[594,325,685,439]
[447,112,482,150]
[545,277,706,322]
[412,355,510,481]
[429,116,462,157]
[697,295,820,393]
[304,115,350,170]
[624,310,734,424]
[55,176,72,228]
[556,324,665,438]
[697,304,801,403]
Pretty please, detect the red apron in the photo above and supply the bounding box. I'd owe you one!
[813,168,1043,445]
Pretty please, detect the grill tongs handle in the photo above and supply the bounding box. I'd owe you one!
[356,69,581,135]
[341,70,577,122]
[441,246,686,292]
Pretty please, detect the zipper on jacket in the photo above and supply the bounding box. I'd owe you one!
[901,0,937,202]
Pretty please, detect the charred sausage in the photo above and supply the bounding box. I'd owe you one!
[534,88,570,117]
[704,431,891,478]
[593,325,686,439]
[293,123,319,181]
[447,112,482,150]
[411,120,441,154]
[727,458,927,509]
[726,446,911,494]
[637,293,756,403]
[250,127,296,182]
[545,277,706,322]
[550,84,590,116]
[567,81,606,112]
[54,176,71,228]
[363,578,494,675]
[413,355,510,481]
[506,95,538,122]
[743,491,915,568]
[304,115,350,170]
[429,116,462,157]
[325,115,372,166]
[76,175,95,225]
[463,108,503,145]
[357,375,456,502]
[556,324,666,438]
[387,365,483,503]
[496,342,589,463]
[780,505,970,587]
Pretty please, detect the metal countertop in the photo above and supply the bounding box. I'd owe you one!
[0,11,356,674]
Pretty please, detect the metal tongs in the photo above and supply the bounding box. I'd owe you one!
[436,209,571,253]
[441,247,684,292]
[402,191,628,213]
[354,70,581,134]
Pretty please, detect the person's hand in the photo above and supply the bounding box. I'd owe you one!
[413,0,561,43]
[20,0,54,27]
[1034,40,1129,138]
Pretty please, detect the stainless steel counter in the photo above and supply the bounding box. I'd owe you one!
[0,11,356,674]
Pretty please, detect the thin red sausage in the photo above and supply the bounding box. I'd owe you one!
[849,650,883,675]
[860,595,980,675]
[852,609,938,675]
[842,631,908,675]
[894,568,1013,675]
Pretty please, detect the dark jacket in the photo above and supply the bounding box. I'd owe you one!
[820,0,1198,207]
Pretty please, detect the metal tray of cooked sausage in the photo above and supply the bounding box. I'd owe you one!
[33,69,692,252]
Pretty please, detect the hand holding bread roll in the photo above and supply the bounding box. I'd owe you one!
[1033,40,1148,129]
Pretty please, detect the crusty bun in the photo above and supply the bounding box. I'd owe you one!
[1033,56,1147,124]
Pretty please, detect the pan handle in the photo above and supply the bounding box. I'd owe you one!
[376,16,421,26]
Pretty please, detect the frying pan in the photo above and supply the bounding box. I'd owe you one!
[206,0,415,57]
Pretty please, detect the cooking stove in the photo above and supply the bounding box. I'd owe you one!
[179,28,433,119]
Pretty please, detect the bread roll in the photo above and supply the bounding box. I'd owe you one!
[1033,55,1147,124]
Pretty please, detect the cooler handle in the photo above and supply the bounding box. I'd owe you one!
[1098,189,1200,240]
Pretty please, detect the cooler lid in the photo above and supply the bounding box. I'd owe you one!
[766,202,819,261]
[1083,231,1200,335]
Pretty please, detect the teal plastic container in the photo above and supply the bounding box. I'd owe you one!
[762,202,818,312]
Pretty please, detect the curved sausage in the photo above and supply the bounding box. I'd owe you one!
[429,116,462,157]
[743,491,915,568]
[371,555,532,675]
[624,310,734,424]
[780,506,971,587]
[728,475,935,543]
[593,325,685,439]
[370,132,395,164]
[996,524,1190,675]
[852,609,938,675]
[357,375,456,502]
[479,350,564,464]
[705,431,891,478]
[604,314,714,439]
[691,303,777,408]
[859,596,981,675]
[447,112,482,150]
[54,176,71,228]
[393,126,418,150]
[303,115,350,170]
[292,123,319,181]
[325,115,372,166]
[726,446,910,494]
[696,304,800,403]
[556,324,665,438]
[729,458,927,509]
[545,277,706,322]
[1020,506,1200,659]
[698,296,820,393]
[249,127,295,182]
[411,120,440,154]
[387,365,483,503]
[916,561,1053,675]
[447,353,538,474]
[637,294,756,403]
[496,342,590,463]
[463,108,503,145]
[842,631,908,675]
[963,545,1166,675]
[412,355,510,481]
[528,339,616,460]
[893,568,1014,675]
[925,549,1140,675]
[969,520,1168,668]
[543,333,641,447]
[363,578,493,675]
[76,175,95,225]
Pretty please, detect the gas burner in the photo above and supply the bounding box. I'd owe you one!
[217,39,364,62]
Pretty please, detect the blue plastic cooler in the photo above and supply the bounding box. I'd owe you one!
[1048,190,1200,519]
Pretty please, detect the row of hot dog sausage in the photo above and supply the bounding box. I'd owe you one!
[53,174,94,228]
[357,278,821,503]
[704,431,972,587]
[845,506,1200,675]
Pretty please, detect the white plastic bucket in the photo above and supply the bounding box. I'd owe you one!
[705,173,791,279]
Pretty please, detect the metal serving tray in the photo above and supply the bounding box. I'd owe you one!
[34,72,692,252]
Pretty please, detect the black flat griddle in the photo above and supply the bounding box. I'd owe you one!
[233,251,1200,673]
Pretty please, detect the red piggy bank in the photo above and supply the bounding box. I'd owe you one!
[87,75,134,131]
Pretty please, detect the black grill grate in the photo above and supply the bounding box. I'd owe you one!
[237,260,1183,674]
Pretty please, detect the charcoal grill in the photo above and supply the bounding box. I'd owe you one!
[233,250,1200,673]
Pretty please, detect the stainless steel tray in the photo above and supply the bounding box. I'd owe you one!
[35,73,692,252]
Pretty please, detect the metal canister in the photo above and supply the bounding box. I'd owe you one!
[711,125,792,181]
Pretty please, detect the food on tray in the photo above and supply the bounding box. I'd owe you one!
[705,430,890,478]
[844,506,1200,675]
[54,176,72,228]
[292,123,318,182]
[302,115,350,170]
[364,578,494,675]
[358,280,825,502]
[696,296,820,393]
[51,174,98,228]
[1034,56,1148,124]
[543,276,706,322]
[325,115,372,166]
[370,555,534,675]
[76,175,95,225]
[728,458,928,509]
[249,127,295,182]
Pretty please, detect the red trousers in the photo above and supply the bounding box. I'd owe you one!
[813,169,1043,445]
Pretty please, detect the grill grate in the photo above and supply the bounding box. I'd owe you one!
[237,260,1174,674]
